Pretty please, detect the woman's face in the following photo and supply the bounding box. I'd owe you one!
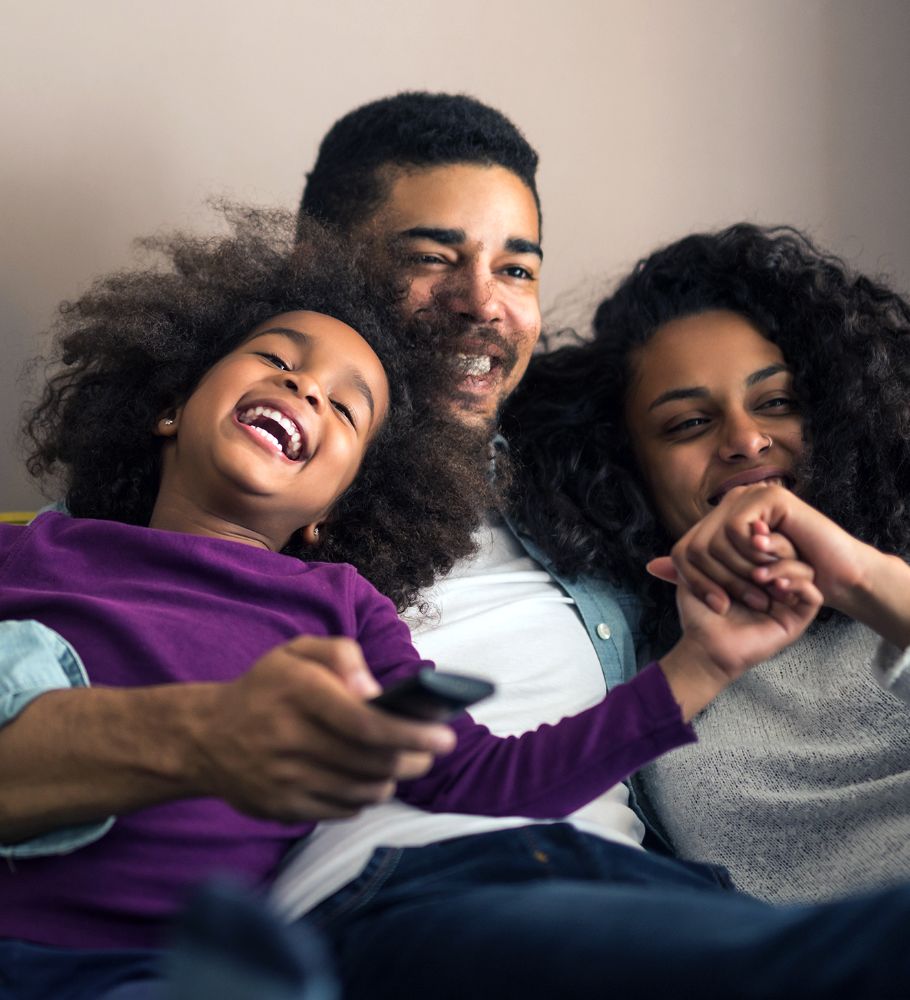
[624,309,804,540]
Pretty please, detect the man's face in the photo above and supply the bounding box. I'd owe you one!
[361,163,542,428]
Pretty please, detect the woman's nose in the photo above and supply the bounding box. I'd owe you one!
[717,415,772,462]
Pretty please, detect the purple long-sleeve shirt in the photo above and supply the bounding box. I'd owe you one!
[0,514,694,948]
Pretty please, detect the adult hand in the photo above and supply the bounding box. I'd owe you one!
[655,484,868,615]
[182,635,456,823]
[658,566,822,720]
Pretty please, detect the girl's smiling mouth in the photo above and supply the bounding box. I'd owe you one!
[236,404,307,461]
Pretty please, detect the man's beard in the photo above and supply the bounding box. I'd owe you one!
[410,312,521,427]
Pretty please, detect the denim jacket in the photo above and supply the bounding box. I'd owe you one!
[504,521,677,852]
[0,620,115,857]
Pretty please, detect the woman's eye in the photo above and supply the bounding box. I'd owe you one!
[256,352,291,371]
[758,396,798,412]
[667,416,710,435]
[332,399,356,426]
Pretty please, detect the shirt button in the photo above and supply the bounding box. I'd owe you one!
[596,623,612,640]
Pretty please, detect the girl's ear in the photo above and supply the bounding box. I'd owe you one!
[301,523,325,547]
[154,407,181,437]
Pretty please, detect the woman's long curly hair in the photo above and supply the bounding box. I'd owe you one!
[23,205,493,611]
[504,223,910,645]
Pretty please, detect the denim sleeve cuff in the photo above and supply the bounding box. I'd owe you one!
[872,637,910,705]
[0,620,116,858]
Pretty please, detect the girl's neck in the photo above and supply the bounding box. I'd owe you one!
[148,493,283,552]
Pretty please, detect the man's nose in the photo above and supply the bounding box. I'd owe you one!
[437,268,502,323]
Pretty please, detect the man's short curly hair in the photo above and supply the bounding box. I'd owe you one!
[505,223,910,644]
[298,91,541,236]
[23,206,493,611]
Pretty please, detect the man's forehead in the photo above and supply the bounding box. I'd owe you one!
[365,162,541,246]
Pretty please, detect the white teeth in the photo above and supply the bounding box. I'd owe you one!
[248,424,283,453]
[238,405,303,460]
[457,354,492,376]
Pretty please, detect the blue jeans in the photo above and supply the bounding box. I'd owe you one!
[0,942,162,1000]
[306,823,910,999]
[0,880,338,1000]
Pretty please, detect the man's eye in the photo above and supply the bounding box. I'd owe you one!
[332,399,356,426]
[409,253,447,266]
[256,352,291,371]
[503,265,534,280]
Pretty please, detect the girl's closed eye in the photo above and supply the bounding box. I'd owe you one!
[255,351,292,371]
[332,399,356,427]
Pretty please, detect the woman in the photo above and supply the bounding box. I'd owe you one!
[505,222,910,904]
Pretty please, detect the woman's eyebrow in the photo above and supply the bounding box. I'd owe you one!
[648,386,708,411]
[746,363,789,387]
[648,364,791,412]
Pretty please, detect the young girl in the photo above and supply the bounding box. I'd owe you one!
[0,208,494,995]
[1,206,807,997]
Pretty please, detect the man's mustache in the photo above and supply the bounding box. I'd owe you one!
[405,310,520,377]
[452,326,520,377]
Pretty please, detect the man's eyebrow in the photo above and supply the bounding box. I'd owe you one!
[505,237,543,261]
[250,327,375,420]
[399,227,543,261]
[399,226,465,246]
[648,364,792,411]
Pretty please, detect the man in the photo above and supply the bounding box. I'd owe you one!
[267,96,910,999]
[6,93,910,1000]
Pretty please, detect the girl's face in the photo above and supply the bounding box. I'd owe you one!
[624,309,804,541]
[157,310,389,546]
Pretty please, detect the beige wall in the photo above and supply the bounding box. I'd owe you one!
[2,0,909,509]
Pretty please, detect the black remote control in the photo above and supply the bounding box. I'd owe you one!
[370,668,495,721]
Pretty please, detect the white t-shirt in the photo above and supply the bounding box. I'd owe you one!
[271,520,644,920]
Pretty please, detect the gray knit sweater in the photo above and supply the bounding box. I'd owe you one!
[639,619,910,903]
